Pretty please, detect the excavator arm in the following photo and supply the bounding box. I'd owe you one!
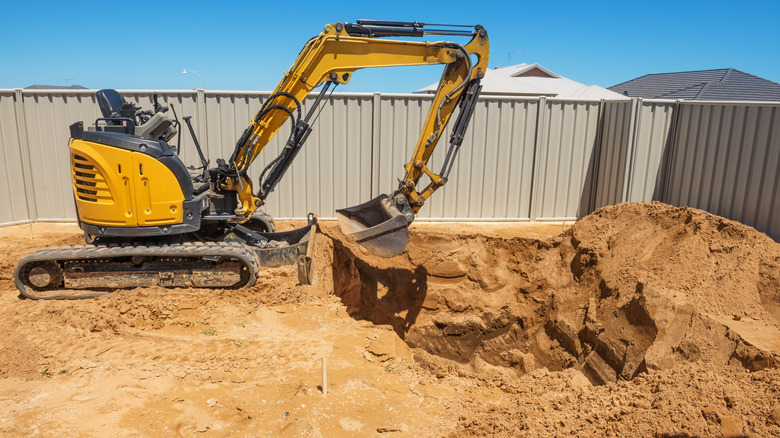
[216,20,489,256]
[219,21,488,212]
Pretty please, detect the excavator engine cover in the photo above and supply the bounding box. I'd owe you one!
[336,194,412,258]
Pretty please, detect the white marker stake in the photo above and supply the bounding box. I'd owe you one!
[322,357,327,396]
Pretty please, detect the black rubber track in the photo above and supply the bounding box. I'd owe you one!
[14,241,261,300]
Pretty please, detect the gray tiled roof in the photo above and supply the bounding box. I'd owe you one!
[609,69,780,101]
[25,84,88,90]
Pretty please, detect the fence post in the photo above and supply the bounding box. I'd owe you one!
[587,98,608,213]
[371,92,382,198]
[196,88,207,156]
[659,99,683,203]
[529,96,547,221]
[13,89,37,223]
[621,97,643,203]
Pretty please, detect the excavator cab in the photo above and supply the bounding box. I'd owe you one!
[90,89,179,142]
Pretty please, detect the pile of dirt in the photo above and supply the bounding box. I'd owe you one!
[0,202,778,437]
[327,202,780,386]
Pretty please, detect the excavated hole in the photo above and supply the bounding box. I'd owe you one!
[327,232,663,385]
[324,205,780,385]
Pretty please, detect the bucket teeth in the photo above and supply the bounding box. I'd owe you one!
[336,194,413,258]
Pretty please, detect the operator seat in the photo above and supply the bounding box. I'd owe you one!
[96,89,136,122]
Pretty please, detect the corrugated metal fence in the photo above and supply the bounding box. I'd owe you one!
[0,89,777,241]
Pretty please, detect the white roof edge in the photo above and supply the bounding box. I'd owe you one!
[513,63,561,79]
[494,63,561,79]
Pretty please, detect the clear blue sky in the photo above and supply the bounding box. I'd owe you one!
[2,0,778,92]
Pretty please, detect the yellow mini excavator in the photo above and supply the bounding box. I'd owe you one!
[14,20,489,299]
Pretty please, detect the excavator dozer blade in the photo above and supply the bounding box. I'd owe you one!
[336,194,411,258]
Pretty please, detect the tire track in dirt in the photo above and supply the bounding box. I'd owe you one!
[7,286,336,383]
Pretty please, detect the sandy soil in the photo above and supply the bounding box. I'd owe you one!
[0,202,778,437]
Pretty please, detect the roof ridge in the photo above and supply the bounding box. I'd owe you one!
[656,82,707,99]
[693,82,711,99]
[644,68,730,77]
[718,68,734,82]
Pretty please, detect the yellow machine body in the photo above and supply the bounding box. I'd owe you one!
[69,138,185,228]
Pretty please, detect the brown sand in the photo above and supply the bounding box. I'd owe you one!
[0,202,778,437]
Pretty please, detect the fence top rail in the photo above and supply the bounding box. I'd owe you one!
[617,97,780,107]
[1,88,607,103]
[5,89,780,107]
[638,99,677,104]
[1,88,582,100]
[9,88,201,96]
[676,99,780,108]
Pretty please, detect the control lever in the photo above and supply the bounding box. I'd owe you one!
[152,92,168,113]
[169,103,182,155]
[135,109,154,124]
[183,115,210,179]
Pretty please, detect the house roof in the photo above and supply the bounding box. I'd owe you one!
[416,63,628,100]
[25,84,88,90]
[492,63,561,78]
[609,69,780,101]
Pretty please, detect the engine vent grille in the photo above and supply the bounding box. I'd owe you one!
[72,154,112,203]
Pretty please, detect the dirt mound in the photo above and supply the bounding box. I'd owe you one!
[328,202,780,385]
[1,203,779,437]
[448,362,780,437]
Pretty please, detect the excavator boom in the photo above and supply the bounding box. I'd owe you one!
[220,20,489,257]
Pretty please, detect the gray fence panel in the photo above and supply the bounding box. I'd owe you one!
[0,92,30,224]
[372,95,538,220]
[1,89,778,243]
[626,100,677,203]
[297,94,374,218]
[460,97,537,220]
[372,95,433,214]
[533,100,602,220]
[479,98,537,220]
[594,100,633,209]
[664,102,780,241]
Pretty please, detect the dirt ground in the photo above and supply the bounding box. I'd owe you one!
[0,202,778,437]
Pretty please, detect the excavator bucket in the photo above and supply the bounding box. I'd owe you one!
[336,194,412,258]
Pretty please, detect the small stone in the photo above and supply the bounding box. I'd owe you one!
[339,417,363,432]
[207,398,218,407]
[367,333,396,358]
[720,415,743,438]
[701,405,719,425]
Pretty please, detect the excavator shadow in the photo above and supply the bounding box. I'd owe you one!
[330,238,428,340]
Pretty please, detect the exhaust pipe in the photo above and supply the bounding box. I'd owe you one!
[336,193,414,258]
